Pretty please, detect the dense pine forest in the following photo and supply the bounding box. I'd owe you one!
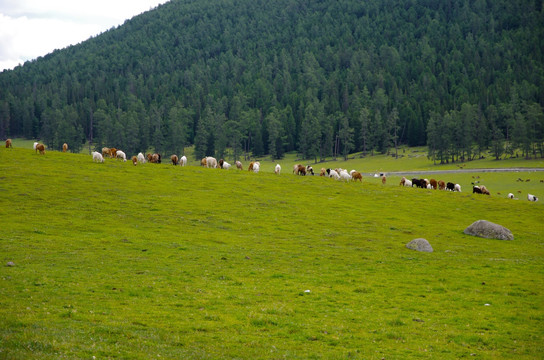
[0,0,543,162]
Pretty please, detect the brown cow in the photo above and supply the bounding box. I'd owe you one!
[293,164,303,174]
[235,161,243,170]
[62,143,68,152]
[171,154,179,165]
[5,138,12,148]
[151,153,161,163]
[248,162,254,172]
[102,147,110,157]
[295,165,306,175]
[352,171,363,182]
[438,180,446,190]
[146,153,153,162]
[109,148,117,158]
[131,156,138,165]
[201,157,207,167]
[36,143,45,155]
[320,168,327,176]
[429,179,438,190]
[381,175,386,185]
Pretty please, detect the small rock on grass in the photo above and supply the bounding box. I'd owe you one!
[406,238,433,252]
[6,261,15,267]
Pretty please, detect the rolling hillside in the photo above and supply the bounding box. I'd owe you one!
[0,147,542,358]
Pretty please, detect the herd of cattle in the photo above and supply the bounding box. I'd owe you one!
[4,138,540,202]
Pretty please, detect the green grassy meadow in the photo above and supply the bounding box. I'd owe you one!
[0,146,543,359]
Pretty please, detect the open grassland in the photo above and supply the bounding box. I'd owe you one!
[0,147,543,359]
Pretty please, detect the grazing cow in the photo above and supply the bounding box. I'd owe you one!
[92,151,104,163]
[446,182,455,191]
[235,161,243,170]
[293,164,301,174]
[528,194,539,202]
[222,161,231,169]
[33,142,38,150]
[400,177,407,186]
[306,165,314,175]
[109,148,117,158]
[473,186,482,194]
[480,185,490,195]
[131,156,138,165]
[296,165,306,176]
[147,153,153,162]
[438,180,446,190]
[326,168,340,180]
[5,139,12,148]
[248,162,254,171]
[339,169,351,182]
[36,143,45,155]
[429,179,438,190]
[171,154,179,165]
[412,178,426,189]
[151,153,161,163]
[201,157,207,167]
[137,152,146,164]
[102,147,110,157]
[352,171,363,182]
[454,184,462,192]
[253,162,260,173]
[179,155,187,166]
[320,168,327,176]
[62,143,68,152]
[116,150,127,162]
[206,157,217,168]
[403,179,412,187]
[275,164,281,175]
[218,159,224,168]
[382,175,386,185]
[508,193,515,199]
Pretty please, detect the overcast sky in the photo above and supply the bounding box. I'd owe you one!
[0,0,170,71]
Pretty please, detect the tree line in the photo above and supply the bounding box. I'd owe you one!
[0,0,542,160]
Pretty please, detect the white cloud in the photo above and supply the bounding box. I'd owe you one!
[0,0,169,71]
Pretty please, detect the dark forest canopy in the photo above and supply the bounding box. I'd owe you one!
[0,0,543,161]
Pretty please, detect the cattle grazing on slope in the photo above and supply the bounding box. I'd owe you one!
[137,152,146,164]
[275,164,281,175]
[446,182,455,191]
[438,180,446,190]
[132,156,138,165]
[295,165,306,176]
[382,175,386,185]
[306,165,314,175]
[508,193,515,199]
[36,143,45,155]
[116,150,127,162]
[62,143,68,152]
[528,194,539,202]
[5,139,12,148]
[102,147,110,158]
[352,171,363,182]
[327,168,340,180]
[171,155,179,165]
[179,155,187,166]
[222,161,231,169]
[235,161,243,170]
[92,151,104,163]
[429,179,438,190]
[201,158,207,167]
[33,142,38,150]
[206,157,217,168]
[454,184,462,192]
[109,148,117,158]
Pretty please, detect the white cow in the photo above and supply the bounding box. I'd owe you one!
[222,161,231,170]
[92,151,104,163]
[206,156,217,168]
[137,152,146,164]
[275,164,281,175]
[179,155,187,166]
[253,162,260,173]
[116,150,127,162]
[528,194,539,201]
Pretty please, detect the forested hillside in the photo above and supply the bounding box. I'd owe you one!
[0,0,542,161]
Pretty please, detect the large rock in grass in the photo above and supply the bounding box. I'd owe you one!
[463,220,514,240]
[406,238,433,252]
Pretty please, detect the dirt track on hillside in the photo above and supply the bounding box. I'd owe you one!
[371,168,544,176]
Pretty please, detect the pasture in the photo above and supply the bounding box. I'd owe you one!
[0,146,543,359]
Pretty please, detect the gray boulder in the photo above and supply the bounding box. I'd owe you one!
[406,238,433,252]
[463,220,514,240]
